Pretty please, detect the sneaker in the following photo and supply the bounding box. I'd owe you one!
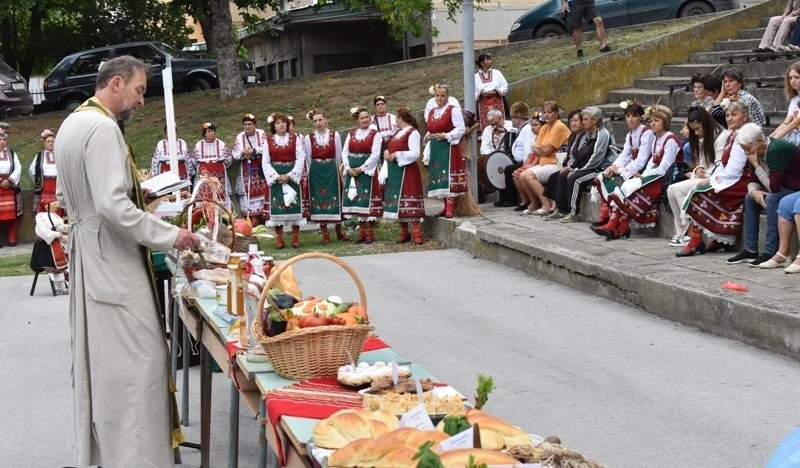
[577,49,584,58]
[560,213,582,223]
[726,250,758,264]
[668,234,690,247]
[545,211,567,221]
[599,44,612,53]
[789,44,800,51]
[749,252,773,267]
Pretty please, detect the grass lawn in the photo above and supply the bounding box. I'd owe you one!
[0,255,32,277]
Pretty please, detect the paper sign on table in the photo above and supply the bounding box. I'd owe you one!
[438,426,474,451]
[399,403,434,430]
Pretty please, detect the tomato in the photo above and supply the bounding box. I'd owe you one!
[286,317,301,330]
[299,313,328,328]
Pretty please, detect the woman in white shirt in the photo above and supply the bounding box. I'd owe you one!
[29,128,62,215]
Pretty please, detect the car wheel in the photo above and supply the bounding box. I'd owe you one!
[187,77,212,92]
[534,23,568,40]
[679,0,713,17]
[63,97,85,111]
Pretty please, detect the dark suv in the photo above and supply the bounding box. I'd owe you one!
[0,59,34,118]
[42,41,258,110]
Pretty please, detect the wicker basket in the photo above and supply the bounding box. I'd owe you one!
[176,196,235,282]
[252,252,374,380]
[234,234,258,253]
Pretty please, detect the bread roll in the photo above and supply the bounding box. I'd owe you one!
[312,409,399,449]
[382,427,450,450]
[327,438,418,468]
[438,448,519,466]
[437,409,531,450]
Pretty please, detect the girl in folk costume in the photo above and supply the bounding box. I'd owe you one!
[425,83,467,218]
[151,126,192,180]
[0,130,21,247]
[372,94,397,154]
[262,113,307,249]
[303,108,347,244]
[590,103,654,229]
[342,106,383,243]
[192,122,233,207]
[29,128,63,215]
[232,113,269,224]
[474,52,509,131]
[677,103,752,257]
[382,106,426,245]
[599,105,681,240]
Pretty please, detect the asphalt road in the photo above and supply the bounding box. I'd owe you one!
[2,249,797,467]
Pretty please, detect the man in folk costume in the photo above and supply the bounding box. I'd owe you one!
[342,106,384,242]
[425,83,467,218]
[30,128,64,216]
[151,126,192,181]
[304,108,348,244]
[0,130,22,247]
[192,122,232,207]
[372,94,397,155]
[232,113,268,224]
[261,112,307,248]
[382,107,426,244]
[55,55,200,467]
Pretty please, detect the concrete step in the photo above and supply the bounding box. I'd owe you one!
[689,48,800,63]
[713,38,761,52]
[633,76,699,91]
[739,27,767,39]
[660,60,798,79]
[607,86,786,113]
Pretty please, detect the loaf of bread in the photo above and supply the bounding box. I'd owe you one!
[312,409,399,449]
[437,409,531,450]
[437,448,520,466]
[382,427,450,450]
[327,438,418,468]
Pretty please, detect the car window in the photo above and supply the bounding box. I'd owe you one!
[0,60,15,75]
[68,51,111,77]
[115,45,165,66]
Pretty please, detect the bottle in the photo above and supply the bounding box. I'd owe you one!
[263,256,275,277]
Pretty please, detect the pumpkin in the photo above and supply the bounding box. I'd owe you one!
[234,218,253,236]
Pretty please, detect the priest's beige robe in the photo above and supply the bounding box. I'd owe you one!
[56,99,179,467]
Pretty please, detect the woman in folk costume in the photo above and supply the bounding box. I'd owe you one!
[0,130,22,247]
[303,108,348,244]
[590,103,654,229]
[382,106,426,245]
[597,104,681,240]
[262,112,307,249]
[232,113,269,224]
[425,83,467,218]
[151,126,192,182]
[474,52,509,131]
[29,128,63,215]
[192,122,232,206]
[342,106,383,243]
[666,107,729,247]
[372,94,397,154]
[677,103,752,257]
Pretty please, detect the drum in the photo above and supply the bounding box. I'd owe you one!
[483,150,513,190]
[477,155,493,194]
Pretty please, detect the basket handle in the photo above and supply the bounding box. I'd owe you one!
[255,253,368,331]
[176,196,235,249]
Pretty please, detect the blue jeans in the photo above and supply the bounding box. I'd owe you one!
[744,189,794,254]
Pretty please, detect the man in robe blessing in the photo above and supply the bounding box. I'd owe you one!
[55,55,200,467]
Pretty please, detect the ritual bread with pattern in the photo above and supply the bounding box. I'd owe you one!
[436,408,532,450]
[327,437,419,468]
[381,427,451,449]
[437,448,520,466]
[312,409,399,449]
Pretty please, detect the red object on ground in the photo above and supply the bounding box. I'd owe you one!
[721,281,749,292]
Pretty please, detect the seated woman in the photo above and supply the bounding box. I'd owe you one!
[517,101,572,215]
[666,106,729,246]
[541,109,584,215]
[596,105,680,240]
[546,106,616,223]
[591,103,654,228]
[511,114,543,211]
[769,61,800,146]
[765,190,800,273]
[677,102,752,257]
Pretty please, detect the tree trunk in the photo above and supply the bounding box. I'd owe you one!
[209,0,245,101]
[194,0,214,54]
[19,4,45,79]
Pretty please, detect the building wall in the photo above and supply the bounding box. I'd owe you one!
[431,0,544,55]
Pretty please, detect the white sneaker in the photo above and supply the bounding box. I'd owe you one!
[668,234,689,247]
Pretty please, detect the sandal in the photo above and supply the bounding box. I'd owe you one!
[534,208,552,216]
[785,255,800,274]
[758,252,788,269]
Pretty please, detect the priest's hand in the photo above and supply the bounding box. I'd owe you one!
[173,228,201,251]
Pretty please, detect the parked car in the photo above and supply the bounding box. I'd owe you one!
[0,59,34,118]
[508,0,742,42]
[42,41,259,110]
